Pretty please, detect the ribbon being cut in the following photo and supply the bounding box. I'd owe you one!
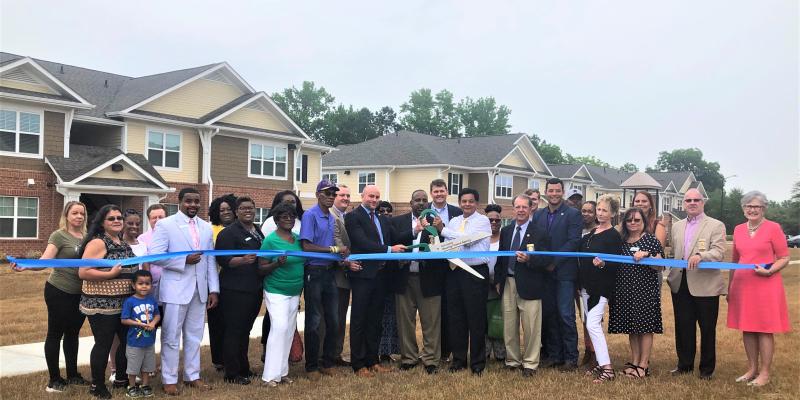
[8,249,757,271]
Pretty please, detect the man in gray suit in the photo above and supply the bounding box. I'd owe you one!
[149,188,219,395]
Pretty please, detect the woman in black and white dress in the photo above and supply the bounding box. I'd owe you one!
[609,207,664,378]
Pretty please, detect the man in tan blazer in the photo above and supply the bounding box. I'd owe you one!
[667,188,726,380]
[331,184,352,366]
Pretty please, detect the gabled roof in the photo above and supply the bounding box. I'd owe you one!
[648,171,693,191]
[0,54,94,108]
[583,165,635,189]
[620,171,663,189]
[46,145,166,189]
[548,164,594,182]
[323,131,531,170]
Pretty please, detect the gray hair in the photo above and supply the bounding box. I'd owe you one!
[741,190,768,208]
[513,194,533,207]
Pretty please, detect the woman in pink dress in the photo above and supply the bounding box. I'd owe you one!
[727,190,791,387]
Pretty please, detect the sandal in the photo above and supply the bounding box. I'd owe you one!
[622,362,636,376]
[585,365,603,377]
[592,367,615,383]
[624,364,648,378]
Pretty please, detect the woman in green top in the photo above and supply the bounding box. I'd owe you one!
[258,203,305,386]
[11,201,89,392]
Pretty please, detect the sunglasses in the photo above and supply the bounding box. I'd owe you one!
[625,218,642,223]
[684,198,702,203]
[106,216,124,222]
[488,218,502,223]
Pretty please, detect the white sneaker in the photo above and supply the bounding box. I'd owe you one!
[108,371,116,383]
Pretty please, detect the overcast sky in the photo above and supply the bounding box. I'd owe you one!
[2,0,797,200]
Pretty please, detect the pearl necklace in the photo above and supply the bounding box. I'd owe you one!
[747,220,763,234]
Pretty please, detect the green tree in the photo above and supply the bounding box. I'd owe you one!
[323,105,378,146]
[648,148,725,192]
[457,96,511,136]
[619,162,639,173]
[399,88,463,137]
[565,154,611,168]
[528,133,566,164]
[705,187,745,233]
[372,106,400,136]
[271,81,335,142]
[433,90,461,138]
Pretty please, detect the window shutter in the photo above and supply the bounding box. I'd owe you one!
[301,155,308,183]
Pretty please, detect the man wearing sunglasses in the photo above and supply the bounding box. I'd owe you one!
[666,188,726,380]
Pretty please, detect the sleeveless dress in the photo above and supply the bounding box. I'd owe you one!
[609,233,664,334]
[79,235,138,315]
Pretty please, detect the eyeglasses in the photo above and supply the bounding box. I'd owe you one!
[625,218,642,223]
[106,216,124,222]
[488,218,502,223]
[684,198,702,203]
[743,205,764,210]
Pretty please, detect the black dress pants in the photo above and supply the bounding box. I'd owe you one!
[349,269,390,371]
[221,289,263,378]
[207,297,225,367]
[87,314,128,387]
[44,282,85,381]
[446,264,489,372]
[671,271,719,376]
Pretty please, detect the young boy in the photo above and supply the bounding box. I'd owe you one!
[121,270,161,398]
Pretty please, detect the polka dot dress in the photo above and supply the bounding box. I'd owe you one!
[609,232,664,334]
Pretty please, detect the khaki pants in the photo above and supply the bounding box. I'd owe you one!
[395,274,442,366]
[502,277,542,370]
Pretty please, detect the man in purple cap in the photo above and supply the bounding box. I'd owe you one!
[299,180,351,380]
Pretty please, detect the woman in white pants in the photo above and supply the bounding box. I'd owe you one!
[577,195,622,383]
[258,204,306,386]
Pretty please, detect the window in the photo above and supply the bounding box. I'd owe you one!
[322,173,338,184]
[147,130,181,169]
[0,196,38,238]
[528,179,540,190]
[249,142,288,179]
[0,109,42,156]
[663,196,671,212]
[495,174,513,199]
[254,208,270,226]
[448,173,463,195]
[358,171,375,193]
[163,203,178,216]
[295,153,302,182]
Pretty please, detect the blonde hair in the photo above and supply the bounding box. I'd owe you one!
[59,201,87,235]
[597,194,620,215]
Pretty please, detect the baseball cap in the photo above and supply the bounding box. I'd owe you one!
[566,188,583,199]
[316,179,340,193]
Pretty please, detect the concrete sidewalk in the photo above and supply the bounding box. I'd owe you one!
[0,308,349,378]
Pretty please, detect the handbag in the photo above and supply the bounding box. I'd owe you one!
[289,329,304,362]
[487,298,504,339]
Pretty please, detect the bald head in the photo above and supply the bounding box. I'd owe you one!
[361,185,381,210]
[683,188,705,217]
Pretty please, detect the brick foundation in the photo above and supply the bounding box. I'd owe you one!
[0,168,63,258]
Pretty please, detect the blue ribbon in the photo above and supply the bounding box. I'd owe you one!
[8,250,757,270]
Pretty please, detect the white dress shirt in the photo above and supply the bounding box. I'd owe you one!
[409,215,422,272]
[441,212,492,266]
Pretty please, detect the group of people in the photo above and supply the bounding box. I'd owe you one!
[10,177,791,398]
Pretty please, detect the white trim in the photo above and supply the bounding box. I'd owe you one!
[570,164,596,183]
[204,91,312,141]
[0,58,93,106]
[357,171,376,193]
[0,196,39,239]
[72,114,126,126]
[215,127,305,144]
[321,172,338,184]
[120,63,254,114]
[121,123,128,153]
[107,111,207,128]
[247,139,289,181]
[43,158,65,182]
[513,135,555,177]
[495,147,537,172]
[204,92,260,124]
[56,183,174,196]
[145,127,183,171]
[63,109,74,158]
[0,107,44,159]
[494,173,514,199]
[663,181,678,193]
[0,92,92,109]
[67,153,170,190]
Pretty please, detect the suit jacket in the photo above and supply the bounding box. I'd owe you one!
[667,214,727,297]
[332,208,352,289]
[391,212,446,297]
[494,222,552,300]
[345,206,411,280]
[532,202,582,281]
[425,202,462,287]
[148,212,219,305]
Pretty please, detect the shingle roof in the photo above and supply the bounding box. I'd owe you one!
[648,171,692,189]
[620,171,663,189]
[323,131,527,168]
[548,164,583,179]
[584,165,634,189]
[46,145,165,184]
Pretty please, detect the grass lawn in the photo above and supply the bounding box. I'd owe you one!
[0,248,797,399]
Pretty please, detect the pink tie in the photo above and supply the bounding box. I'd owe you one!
[188,218,200,248]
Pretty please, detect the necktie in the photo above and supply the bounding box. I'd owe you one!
[188,218,200,248]
[370,211,384,245]
[510,226,522,274]
[459,217,468,233]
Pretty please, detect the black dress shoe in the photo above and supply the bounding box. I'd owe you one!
[558,362,579,372]
[334,358,352,367]
[699,373,713,381]
[424,365,439,375]
[503,364,522,371]
[522,368,537,377]
[670,367,693,376]
[224,376,251,385]
[471,368,484,376]
[540,359,564,369]
[448,365,466,373]
[399,363,418,371]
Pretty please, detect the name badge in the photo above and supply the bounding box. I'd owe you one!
[527,243,535,251]
[698,239,707,252]
[245,237,252,242]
